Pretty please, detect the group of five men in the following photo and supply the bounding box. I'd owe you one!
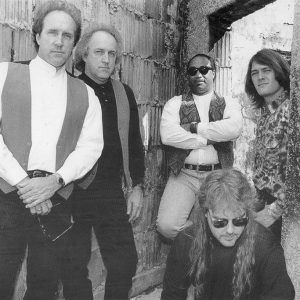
[0,0,295,299]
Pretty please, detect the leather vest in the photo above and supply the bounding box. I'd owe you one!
[0,62,89,199]
[77,79,132,190]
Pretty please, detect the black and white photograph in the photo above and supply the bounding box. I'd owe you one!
[0,0,298,299]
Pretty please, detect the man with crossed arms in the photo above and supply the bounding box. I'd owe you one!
[157,53,243,240]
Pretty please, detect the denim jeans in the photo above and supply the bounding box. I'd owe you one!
[157,168,208,239]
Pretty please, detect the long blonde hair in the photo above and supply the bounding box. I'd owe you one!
[189,168,258,299]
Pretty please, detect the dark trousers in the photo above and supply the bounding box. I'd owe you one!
[256,187,282,240]
[62,185,138,300]
[0,190,69,300]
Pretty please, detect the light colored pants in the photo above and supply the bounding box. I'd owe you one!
[157,168,208,239]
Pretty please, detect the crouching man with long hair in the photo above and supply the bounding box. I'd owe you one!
[161,168,294,300]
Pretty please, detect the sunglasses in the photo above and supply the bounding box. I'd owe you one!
[208,212,248,229]
[187,66,213,76]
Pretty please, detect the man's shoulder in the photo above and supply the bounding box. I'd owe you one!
[164,95,182,106]
[0,62,29,82]
[176,225,196,246]
[254,223,283,258]
[0,61,28,70]
[0,61,9,71]
[68,72,88,89]
[213,91,232,103]
[213,91,241,110]
[111,78,133,95]
[15,60,30,65]
[112,79,129,90]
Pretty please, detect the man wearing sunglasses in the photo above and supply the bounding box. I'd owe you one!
[161,168,294,300]
[157,53,243,239]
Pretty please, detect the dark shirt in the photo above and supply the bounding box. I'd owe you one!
[161,224,295,300]
[79,73,144,189]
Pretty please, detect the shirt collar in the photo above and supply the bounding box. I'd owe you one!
[80,72,112,90]
[262,90,289,115]
[192,91,214,103]
[30,55,66,77]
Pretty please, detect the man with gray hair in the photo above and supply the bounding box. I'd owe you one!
[0,1,103,299]
[62,23,144,300]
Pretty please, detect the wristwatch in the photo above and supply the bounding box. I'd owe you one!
[53,173,65,187]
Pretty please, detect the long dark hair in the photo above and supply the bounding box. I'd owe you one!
[189,169,258,299]
[245,48,290,108]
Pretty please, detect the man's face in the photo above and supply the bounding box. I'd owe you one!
[83,31,117,84]
[251,61,282,102]
[187,56,215,95]
[36,10,76,69]
[206,206,247,247]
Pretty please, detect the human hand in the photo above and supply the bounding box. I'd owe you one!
[30,200,53,215]
[127,185,143,223]
[15,176,31,189]
[254,205,278,228]
[180,123,191,131]
[17,175,61,208]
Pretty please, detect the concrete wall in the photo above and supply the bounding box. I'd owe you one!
[282,2,300,297]
[187,0,234,55]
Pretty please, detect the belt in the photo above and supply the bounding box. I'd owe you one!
[27,169,53,178]
[184,163,221,172]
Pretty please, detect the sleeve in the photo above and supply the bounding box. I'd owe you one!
[124,84,145,187]
[196,96,243,142]
[258,245,295,300]
[160,96,207,149]
[0,62,28,186]
[56,86,104,184]
[161,233,193,300]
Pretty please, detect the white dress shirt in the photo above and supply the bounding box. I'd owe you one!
[160,91,243,165]
[0,56,103,186]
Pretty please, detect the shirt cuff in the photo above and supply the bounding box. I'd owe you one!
[55,168,72,186]
[9,170,28,187]
[194,125,207,145]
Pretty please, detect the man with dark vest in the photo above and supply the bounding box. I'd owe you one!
[62,24,144,300]
[0,1,103,299]
[157,53,243,239]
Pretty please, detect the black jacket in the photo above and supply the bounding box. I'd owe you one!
[161,224,295,300]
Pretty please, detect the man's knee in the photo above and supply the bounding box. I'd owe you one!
[156,218,179,240]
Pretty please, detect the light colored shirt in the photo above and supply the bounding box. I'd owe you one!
[0,56,103,186]
[160,92,243,165]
